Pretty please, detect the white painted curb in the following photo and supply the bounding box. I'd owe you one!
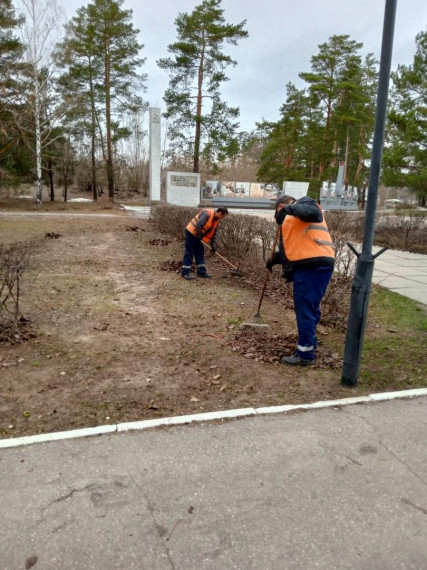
[1,388,426,449]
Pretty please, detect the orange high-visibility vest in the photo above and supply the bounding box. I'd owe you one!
[186,209,219,243]
[281,211,334,263]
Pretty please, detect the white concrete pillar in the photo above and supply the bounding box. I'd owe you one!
[149,107,161,202]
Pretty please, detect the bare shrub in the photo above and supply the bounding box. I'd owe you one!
[326,209,427,254]
[375,214,426,253]
[151,205,354,330]
[321,236,356,329]
[150,204,197,239]
[151,205,278,268]
[0,242,33,339]
[218,215,277,269]
[326,210,364,242]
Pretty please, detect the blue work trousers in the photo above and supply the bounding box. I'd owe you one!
[293,266,333,361]
[182,230,207,276]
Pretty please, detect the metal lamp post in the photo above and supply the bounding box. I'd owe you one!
[341,0,398,387]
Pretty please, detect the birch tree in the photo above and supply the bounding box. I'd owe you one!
[17,0,62,204]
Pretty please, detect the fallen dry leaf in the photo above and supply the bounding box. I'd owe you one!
[25,555,38,569]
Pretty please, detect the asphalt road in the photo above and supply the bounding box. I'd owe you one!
[1,396,426,569]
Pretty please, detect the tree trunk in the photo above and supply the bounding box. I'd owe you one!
[354,124,366,184]
[91,107,98,202]
[89,67,98,202]
[361,183,367,210]
[105,47,114,202]
[48,158,54,201]
[343,124,350,187]
[319,98,333,177]
[193,30,205,174]
[31,0,43,206]
[34,74,43,204]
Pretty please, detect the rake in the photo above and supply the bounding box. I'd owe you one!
[203,243,244,277]
[252,225,281,323]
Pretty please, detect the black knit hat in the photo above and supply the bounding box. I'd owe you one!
[275,194,295,208]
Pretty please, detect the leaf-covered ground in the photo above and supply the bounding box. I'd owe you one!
[0,209,426,439]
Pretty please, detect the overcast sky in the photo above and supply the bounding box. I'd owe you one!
[62,0,427,132]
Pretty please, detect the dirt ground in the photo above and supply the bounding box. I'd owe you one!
[0,206,426,438]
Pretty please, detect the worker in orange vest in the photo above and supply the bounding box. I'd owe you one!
[182,207,228,280]
[267,195,335,366]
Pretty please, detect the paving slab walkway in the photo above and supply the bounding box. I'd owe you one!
[370,246,427,305]
[1,396,426,569]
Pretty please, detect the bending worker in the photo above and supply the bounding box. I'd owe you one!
[182,207,228,280]
[267,195,335,366]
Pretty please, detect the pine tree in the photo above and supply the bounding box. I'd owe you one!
[299,35,363,178]
[56,6,103,201]
[383,30,427,206]
[257,83,312,183]
[56,0,147,201]
[0,0,24,185]
[158,0,248,174]
[255,35,377,198]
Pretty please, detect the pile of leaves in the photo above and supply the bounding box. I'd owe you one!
[125,225,146,233]
[0,316,37,345]
[230,329,343,370]
[44,232,62,239]
[149,238,170,246]
[159,259,182,273]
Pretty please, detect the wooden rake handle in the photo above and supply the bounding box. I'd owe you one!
[203,243,240,271]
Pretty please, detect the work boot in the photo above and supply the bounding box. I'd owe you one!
[281,355,313,366]
[182,274,197,280]
[197,273,212,278]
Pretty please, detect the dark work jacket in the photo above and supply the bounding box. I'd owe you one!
[271,196,334,278]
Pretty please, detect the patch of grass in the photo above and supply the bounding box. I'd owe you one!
[370,287,426,331]
[359,288,427,387]
[395,209,427,217]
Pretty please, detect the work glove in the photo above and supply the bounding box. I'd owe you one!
[266,251,280,272]
[274,208,287,225]
[282,265,295,283]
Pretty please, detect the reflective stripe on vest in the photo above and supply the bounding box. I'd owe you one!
[186,209,219,243]
[282,213,335,262]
